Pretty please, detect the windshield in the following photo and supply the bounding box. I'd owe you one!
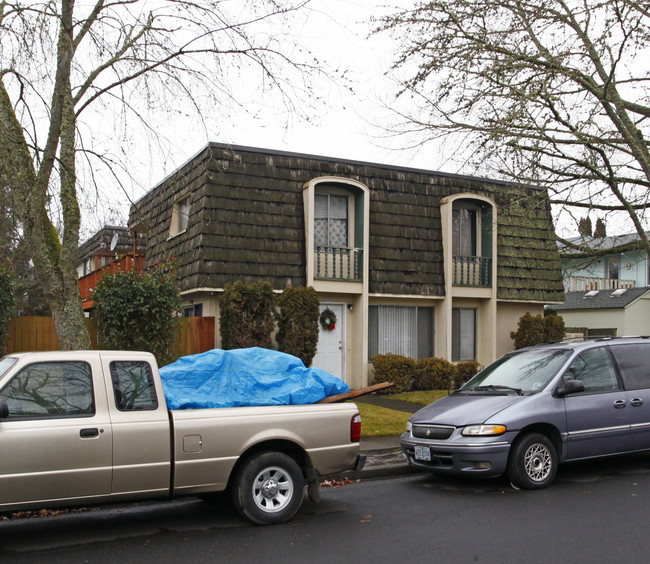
[459,348,572,394]
[0,357,17,381]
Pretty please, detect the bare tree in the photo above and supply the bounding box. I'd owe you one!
[376,0,650,254]
[0,0,320,349]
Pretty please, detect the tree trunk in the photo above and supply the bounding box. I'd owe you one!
[0,0,91,350]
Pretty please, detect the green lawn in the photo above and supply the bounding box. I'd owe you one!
[354,390,449,437]
[354,402,412,437]
[389,390,449,406]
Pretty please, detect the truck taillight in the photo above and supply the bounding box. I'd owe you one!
[351,413,362,443]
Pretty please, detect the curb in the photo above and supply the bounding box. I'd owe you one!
[325,448,420,482]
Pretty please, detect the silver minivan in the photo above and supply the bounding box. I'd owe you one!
[401,337,650,488]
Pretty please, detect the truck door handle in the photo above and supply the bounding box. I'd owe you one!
[631,398,644,407]
[613,399,627,409]
[80,428,99,438]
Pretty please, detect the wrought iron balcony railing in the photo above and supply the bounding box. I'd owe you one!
[314,246,363,281]
[453,256,491,287]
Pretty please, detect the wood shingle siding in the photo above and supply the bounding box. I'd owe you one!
[129,143,563,302]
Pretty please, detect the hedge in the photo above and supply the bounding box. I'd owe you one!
[372,354,480,392]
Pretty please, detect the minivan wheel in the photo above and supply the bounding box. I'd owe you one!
[507,433,557,489]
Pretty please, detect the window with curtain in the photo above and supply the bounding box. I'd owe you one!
[452,308,477,361]
[369,306,434,360]
[315,193,348,247]
[452,207,477,256]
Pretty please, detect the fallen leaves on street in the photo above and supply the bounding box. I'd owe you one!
[0,507,98,520]
[319,476,359,488]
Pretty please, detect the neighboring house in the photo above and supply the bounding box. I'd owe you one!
[77,226,147,311]
[560,232,650,292]
[551,286,650,338]
[128,143,563,388]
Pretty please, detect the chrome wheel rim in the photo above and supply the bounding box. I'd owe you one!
[524,443,552,482]
[252,465,294,513]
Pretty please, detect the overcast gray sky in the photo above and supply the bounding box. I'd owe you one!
[78,0,617,241]
[80,0,458,237]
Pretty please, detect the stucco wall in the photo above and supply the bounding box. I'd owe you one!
[495,302,546,359]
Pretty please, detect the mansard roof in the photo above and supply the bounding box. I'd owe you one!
[129,143,564,302]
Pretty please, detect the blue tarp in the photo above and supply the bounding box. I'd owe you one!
[159,347,350,409]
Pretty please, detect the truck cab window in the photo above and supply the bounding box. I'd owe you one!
[0,361,94,418]
[110,361,158,411]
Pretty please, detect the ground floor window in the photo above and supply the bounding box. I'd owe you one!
[182,303,203,317]
[368,306,434,360]
[452,308,476,361]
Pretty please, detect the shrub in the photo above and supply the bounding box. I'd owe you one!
[413,357,457,390]
[276,286,320,367]
[510,312,545,349]
[91,261,181,366]
[543,312,566,342]
[511,311,566,349]
[219,280,276,350]
[371,353,415,393]
[455,360,482,387]
[0,260,13,355]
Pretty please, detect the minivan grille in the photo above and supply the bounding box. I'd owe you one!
[411,425,454,440]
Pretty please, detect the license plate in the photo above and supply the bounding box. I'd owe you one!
[414,445,431,461]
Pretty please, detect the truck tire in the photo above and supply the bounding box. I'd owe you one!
[231,451,305,525]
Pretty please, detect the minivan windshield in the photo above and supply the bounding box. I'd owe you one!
[459,348,572,395]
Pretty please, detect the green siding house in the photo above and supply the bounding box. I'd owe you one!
[129,143,563,387]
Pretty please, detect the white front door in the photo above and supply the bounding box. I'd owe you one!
[312,304,345,381]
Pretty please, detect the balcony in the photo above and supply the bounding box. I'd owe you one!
[314,246,363,281]
[453,256,491,287]
[564,276,636,292]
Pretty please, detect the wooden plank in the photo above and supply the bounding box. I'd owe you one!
[5,316,213,358]
[175,317,216,357]
[318,382,394,403]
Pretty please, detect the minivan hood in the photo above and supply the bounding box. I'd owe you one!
[410,393,524,426]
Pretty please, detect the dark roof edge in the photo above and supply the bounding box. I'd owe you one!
[206,142,546,190]
[79,225,128,248]
[131,142,546,209]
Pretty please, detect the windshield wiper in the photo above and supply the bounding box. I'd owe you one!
[469,385,523,396]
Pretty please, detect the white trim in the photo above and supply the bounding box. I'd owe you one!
[368,293,445,300]
[180,287,288,296]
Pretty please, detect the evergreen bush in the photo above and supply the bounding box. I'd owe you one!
[0,260,14,355]
[91,261,181,366]
[413,357,457,390]
[219,280,276,350]
[371,353,415,393]
[455,359,482,387]
[276,286,320,366]
[511,311,566,349]
[543,312,566,342]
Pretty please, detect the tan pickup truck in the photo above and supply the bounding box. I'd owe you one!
[0,350,364,525]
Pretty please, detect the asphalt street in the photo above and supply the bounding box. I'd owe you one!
[3,451,650,563]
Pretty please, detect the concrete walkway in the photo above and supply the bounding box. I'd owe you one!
[354,394,422,415]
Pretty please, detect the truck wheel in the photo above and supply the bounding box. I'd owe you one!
[507,432,557,489]
[232,451,305,525]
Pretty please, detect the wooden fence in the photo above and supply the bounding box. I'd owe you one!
[5,316,216,362]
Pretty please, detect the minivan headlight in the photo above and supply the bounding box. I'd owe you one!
[406,421,412,433]
[462,424,507,436]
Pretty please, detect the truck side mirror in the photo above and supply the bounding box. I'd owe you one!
[0,398,8,419]
[556,379,585,397]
